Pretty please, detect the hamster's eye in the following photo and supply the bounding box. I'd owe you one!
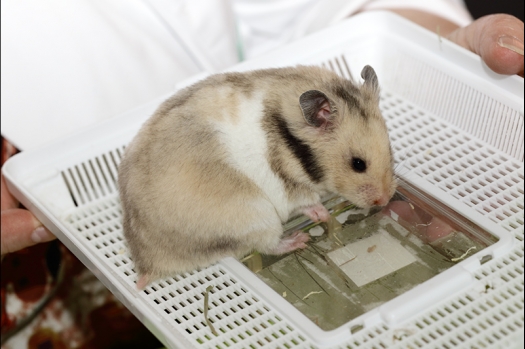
[351,157,367,173]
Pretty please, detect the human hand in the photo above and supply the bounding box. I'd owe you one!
[1,142,55,257]
[382,201,455,243]
[389,10,524,76]
[447,14,524,76]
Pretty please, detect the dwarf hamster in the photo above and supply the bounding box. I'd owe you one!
[118,65,396,288]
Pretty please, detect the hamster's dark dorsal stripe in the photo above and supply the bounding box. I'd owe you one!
[272,114,324,183]
[332,85,367,119]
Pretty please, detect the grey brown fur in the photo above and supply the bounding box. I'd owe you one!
[118,65,396,287]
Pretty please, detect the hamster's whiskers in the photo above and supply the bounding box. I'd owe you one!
[392,139,417,179]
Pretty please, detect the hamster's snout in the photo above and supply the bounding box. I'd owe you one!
[373,193,392,207]
[358,182,395,208]
[375,176,397,206]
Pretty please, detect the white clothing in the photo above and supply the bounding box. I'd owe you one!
[1,0,472,151]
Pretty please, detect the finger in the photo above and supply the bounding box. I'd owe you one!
[1,137,18,165]
[447,14,524,76]
[1,208,56,255]
[425,217,455,243]
[1,173,19,210]
[382,201,423,225]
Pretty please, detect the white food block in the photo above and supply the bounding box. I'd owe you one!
[308,225,325,237]
[327,229,417,287]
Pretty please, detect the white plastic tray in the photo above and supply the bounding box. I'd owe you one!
[4,11,524,349]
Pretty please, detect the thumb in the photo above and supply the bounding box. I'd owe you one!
[447,14,524,76]
[1,208,56,256]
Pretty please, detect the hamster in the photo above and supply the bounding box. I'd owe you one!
[118,65,396,289]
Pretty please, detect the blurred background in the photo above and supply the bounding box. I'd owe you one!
[465,0,524,21]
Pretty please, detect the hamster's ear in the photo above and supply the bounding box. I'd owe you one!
[361,65,380,97]
[299,90,334,129]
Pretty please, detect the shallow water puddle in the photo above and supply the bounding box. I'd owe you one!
[241,183,495,331]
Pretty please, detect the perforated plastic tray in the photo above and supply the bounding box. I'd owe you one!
[3,11,524,349]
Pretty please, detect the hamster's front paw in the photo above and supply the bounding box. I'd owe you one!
[302,203,330,222]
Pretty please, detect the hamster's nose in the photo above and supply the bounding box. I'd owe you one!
[373,193,391,207]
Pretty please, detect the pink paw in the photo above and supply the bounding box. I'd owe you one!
[287,231,310,248]
[270,231,310,254]
[302,203,330,222]
[136,274,152,290]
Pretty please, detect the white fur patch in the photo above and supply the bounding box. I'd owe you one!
[212,92,290,221]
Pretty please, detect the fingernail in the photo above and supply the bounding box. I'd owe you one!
[498,35,524,56]
[31,226,54,243]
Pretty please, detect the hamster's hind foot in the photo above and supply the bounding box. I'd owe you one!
[136,274,153,290]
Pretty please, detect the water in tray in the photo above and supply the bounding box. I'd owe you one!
[241,181,497,331]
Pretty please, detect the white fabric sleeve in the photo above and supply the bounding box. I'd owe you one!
[1,0,238,151]
[292,0,472,40]
[360,0,473,27]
